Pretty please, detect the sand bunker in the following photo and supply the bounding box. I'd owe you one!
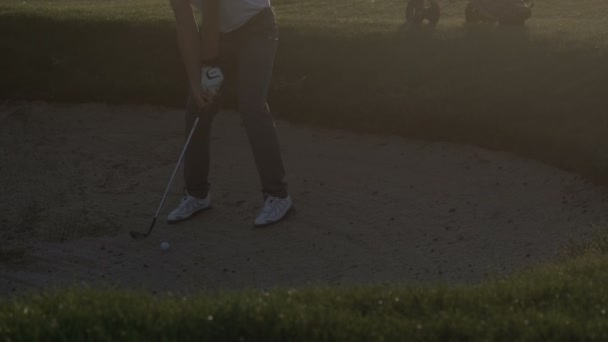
[1,101,607,296]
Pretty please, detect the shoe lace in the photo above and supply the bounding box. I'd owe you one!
[178,196,198,212]
[262,196,279,215]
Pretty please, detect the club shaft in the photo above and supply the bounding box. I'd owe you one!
[153,116,200,218]
[146,217,157,236]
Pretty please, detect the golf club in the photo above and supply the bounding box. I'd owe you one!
[130,116,200,240]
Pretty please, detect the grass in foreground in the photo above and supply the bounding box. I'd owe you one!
[3,229,608,341]
[2,250,608,341]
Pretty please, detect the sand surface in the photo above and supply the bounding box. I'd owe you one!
[1,101,607,296]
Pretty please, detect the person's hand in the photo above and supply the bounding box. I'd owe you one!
[190,83,216,110]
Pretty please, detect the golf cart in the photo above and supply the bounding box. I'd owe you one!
[405,0,534,27]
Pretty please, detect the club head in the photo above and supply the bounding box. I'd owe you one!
[130,217,157,241]
[129,231,148,240]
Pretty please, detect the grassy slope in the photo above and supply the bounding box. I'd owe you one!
[2,249,608,340]
[2,0,608,180]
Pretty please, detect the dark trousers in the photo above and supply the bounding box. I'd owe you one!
[184,8,288,198]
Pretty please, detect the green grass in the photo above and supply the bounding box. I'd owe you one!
[2,0,608,181]
[2,231,608,341]
[2,248,608,341]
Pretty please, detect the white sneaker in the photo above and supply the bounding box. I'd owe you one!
[167,193,211,224]
[254,195,294,227]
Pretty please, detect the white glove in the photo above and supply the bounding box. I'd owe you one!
[201,66,224,95]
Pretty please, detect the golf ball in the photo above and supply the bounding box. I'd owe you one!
[160,242,170,251]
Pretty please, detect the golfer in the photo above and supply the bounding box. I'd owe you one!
[168,0,293,227]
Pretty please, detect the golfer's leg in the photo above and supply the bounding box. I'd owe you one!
[238,12,287,198]
[183,97,216,198]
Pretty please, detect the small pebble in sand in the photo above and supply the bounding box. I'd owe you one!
[161,242,170,251]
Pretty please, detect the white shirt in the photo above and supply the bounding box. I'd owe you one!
[191,0,271,32]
